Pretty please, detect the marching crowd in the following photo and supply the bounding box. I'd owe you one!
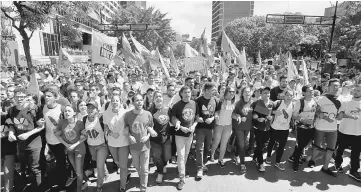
[1,54,361,192]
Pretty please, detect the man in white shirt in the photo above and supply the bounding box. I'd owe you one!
[334,83,361,181]
[308,79,341,177]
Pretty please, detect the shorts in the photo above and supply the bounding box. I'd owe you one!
[88,143,107,154]
[314,129,337,150]
[67,142,86,156]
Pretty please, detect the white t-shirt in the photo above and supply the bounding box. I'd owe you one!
[43,104,62,145]
[339,99,361,136]
[271,101,294,130]
[107,108,130,147]
[217,100,235,126]
[314,96,339,131]
[85,117,105,146]
[293,99,317,122]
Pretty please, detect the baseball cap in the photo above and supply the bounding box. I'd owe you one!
[342,81,353,87]
[86,100,99,109]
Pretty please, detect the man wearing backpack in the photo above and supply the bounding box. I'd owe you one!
[288,85,317,172]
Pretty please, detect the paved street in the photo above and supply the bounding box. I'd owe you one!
[80,132,361,192]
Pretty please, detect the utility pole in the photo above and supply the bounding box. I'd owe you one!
[328,1,338,53]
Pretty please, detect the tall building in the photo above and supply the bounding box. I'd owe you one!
[120,1,147,9]
[211,1,254,41]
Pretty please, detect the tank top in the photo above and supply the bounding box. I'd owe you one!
[85,117,105,146]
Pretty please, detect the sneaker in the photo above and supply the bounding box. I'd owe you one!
[65,177,76,187]
[196,170,203,180]
[94,168,98,178]
[203,165,208,172]
[126,173,131,184]
[156,173,163,184]
[288,156,303,165]
[334,165,344,173]
[348,171,361,182]
[275,162,286,171]
[104,174,109,182]
[209,156,215,162]
[163,166,167,174]
[171,156,177,164]
[177,179,185,190]
[308,160,315,168]
[265,157,271,164]
[240,164,247,174]
[258,163,265,172]
[150,157,154,165]
[81,181,90,191]
[235,156,240,165]
[321,167,337,177]
[218,160,225,169]
[117,168,120,174]
[185,171,190,178]
[292,163,299,172]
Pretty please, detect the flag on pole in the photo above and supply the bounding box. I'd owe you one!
[258,50,262,66]
[122,33,138,63]
[58,48,73,74]
[130,33,151,57]
[134,50,145,65]
[221,30,241,57]
[169,48,180,74]
[185,43,199,57]
[301,59,309,85]
[287,52,298,81]
[91,30,118,65]
[155,47,170,78]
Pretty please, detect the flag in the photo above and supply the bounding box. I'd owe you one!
[220,54,227,75]
[134,50,145,65]
[169,48,180,74]
[258,50,262,66]
[91,30,118,65]
[58,48,73,74]
[122,33,138,64]
[287,52,298,81]
[302,59,309,85]
[185,43,199,57]
[221,30,241,57]
[237,47,247,69]
[130,33,151,57]
[155,47,170,78]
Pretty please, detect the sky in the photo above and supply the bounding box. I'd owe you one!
[147,1,338,40]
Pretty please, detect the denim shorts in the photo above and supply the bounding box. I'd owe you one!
[314,129,337,150]
[67,142,86,156]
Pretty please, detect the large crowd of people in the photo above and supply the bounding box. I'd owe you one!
[1,54,361,192]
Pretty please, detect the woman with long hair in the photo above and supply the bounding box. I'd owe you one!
[76,100,88,121]
[104,95,130,192]
[149,91,172,184]
[54,105,88,192]
[232,86,254,173]
[210,86,236,168]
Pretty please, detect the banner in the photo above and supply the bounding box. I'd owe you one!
[184,57,205,73]
[58,48,73,74]
[1,41,20,67]
[91,31,118,65]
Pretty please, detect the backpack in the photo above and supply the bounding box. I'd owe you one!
[82,115,105,131]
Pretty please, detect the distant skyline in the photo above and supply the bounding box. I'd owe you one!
[147,1,338,40]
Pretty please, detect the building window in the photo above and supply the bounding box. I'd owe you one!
[42,32,59,56]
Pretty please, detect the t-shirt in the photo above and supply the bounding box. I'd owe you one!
[56,119,84,144]
[108,109,129,147]
[217,100,235,126]
[43,104,62,145]
[171,100,199,137]
[195,96,220,129]
[124,110,153,151]
[314,95,341,131]
[270,86,285,101]
[251,99,273,131]
[232,99,253,131]
[293,99,317,128]
[271,101,294,130]
[84,116,105,146]
[150,106,171,144]
[339,99,361,136]
[1,114,17,157]
[6,104,42,150]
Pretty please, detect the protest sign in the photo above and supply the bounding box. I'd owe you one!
[92,31,118,65]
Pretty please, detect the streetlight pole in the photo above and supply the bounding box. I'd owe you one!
[328,1,338,53]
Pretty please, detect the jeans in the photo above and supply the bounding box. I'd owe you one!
[211,125,232,161]
[266,128,289,163]
[109,146,129,189]
[291,128,315,164]
[175,135,193,179]
[195,128,213,170]
[67,146,87,192]
[253,128,269,164]
[2,154,15,192]
[233,130,249,164]
[48,143,67,189]
[313,130,337,150]
[130,149,150,191]
[170,126,177,157]
[88,143,109,187]
[248,129,255,151]
[151,141,172,174]
[18,147,43,190]
[335,132,361,173]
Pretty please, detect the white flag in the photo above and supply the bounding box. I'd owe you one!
[302,59,309,85]
[155,48,170,78]
[287,52,298,81]
[91,31,118,65]
[185,43,199,57]
[58,48,73,74]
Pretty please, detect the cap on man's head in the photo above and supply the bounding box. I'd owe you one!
[342,81,353,87]
[86,100,99,109]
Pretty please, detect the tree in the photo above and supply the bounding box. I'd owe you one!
[172,43,185,59]
[1,1,100,69]
[110,6,176,56]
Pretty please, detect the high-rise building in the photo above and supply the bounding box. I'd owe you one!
[211,1,254,41]
[120,1,147,9]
